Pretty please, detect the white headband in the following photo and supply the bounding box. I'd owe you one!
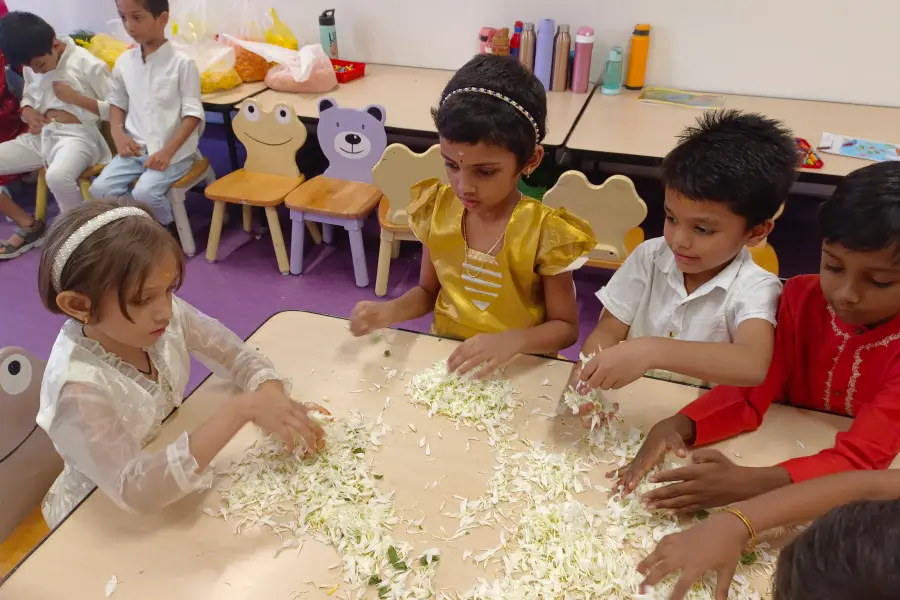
[52,207,152,292]
[441,87,542,140]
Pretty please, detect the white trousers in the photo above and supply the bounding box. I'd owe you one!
[0,123,110,212]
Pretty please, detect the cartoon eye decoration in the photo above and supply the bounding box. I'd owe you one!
[361,124,366,130]
[0,353,32,396]
[243,101,261,122]
[274,104,292,124]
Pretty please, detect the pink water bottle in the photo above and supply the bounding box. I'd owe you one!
[571,26,594,94]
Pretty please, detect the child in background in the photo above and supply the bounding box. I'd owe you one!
[36,202,327,528]
[574,111,796,393]
[614,162,900,510]
[0,11,112,257]
[638,470,900,600]
[89,0,204,228]
[349,55,596,377]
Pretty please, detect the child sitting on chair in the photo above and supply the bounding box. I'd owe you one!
[0,11,112,258]
[349,55,596,377]
[574,110,797,395]
[615,162,900,510]
[36,201,328,528]
[89,0,204,229]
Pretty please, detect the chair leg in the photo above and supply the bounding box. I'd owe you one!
[80,178,94,202]
[306,221,323,245]
[391,239,401,259]
[322,223,335,244]
[206,201,227,263]
[375,232,394,297]
[242,205,252,233]
[265,206,290,275]
[289,213,307,275]
[346,220,369,287]
[35,170,48,221]
[167,188,196,257]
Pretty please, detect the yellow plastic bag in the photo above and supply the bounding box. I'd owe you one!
[172,39,242,94]
[265,8,298,50]
[87,34,131,70]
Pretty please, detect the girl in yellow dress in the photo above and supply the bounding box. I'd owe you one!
[350,55,596,377]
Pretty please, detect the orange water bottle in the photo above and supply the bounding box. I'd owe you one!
[624,24,651,90]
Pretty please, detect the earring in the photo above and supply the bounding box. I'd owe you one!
[83,315,90,325]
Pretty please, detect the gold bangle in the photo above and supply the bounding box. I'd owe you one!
[722,507,757,549]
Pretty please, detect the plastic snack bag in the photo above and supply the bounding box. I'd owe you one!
[265,8,298,50]
[173,39,241,94]
[222,36,337,94]
[87,19,134,70]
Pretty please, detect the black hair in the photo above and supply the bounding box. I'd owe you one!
[0,12,56,68]
[817,161,900,254]
[432,54,547,169]
[661,109,798,227]
[133,0,169,18]
[773,500,900,600]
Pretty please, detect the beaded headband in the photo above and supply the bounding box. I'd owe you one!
[441,87,541,140]
[52,207,152,292]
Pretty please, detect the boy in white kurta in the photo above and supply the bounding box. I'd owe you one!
[0,12,112,255]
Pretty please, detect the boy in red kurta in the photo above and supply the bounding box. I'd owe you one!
[614,161,900,513]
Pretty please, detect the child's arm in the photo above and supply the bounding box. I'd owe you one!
[637,470,900,598]
[350,247,441,335]
[48,381,326,515]
[20,69,49,134]
[51,59,112,119]
[108,66,141,157]
[145,60,204,171]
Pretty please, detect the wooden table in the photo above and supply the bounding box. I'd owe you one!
[0,312,864,599]
[567,89,900,183]
[202,82,268,172]
[256,64,594,147]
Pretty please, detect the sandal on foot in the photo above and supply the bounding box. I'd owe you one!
[0,220,46,260]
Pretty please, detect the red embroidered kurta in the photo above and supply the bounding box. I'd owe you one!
[680,274,900,482]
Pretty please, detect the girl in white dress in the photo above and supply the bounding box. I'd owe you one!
[35,201,328,528]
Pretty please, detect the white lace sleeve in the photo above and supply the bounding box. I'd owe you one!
[48,382,212,514]
[173,296,290,393]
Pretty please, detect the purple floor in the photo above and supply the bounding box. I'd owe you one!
[0,124,610,393]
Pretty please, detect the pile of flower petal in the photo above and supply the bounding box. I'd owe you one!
[407,361,521,440]
[559,353,617,418]
[211,412,439,599]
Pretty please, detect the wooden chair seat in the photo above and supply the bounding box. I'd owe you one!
[173,158,211,189]
[285,176,382,218]
[0,506,48,580]
[205,170,306,207]
[586,227,645,270]
[378,196,414,234]
[81,164,106,179]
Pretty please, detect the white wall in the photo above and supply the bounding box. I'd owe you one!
[10,0,900,107]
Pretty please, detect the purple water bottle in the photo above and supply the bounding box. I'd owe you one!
[534,18,555,90]
[571,26,594,94]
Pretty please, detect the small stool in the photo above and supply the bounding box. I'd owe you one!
[205,169,307,275]
[285,176,383,287]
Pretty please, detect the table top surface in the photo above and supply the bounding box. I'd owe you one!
[1,311,862,599]
[201,82,268,108]
[255,64,593,147]
[567,89,900,178]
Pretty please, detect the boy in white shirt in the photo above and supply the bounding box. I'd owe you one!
[574,110,797,394]
[89,0,204,227]
[0,11,112,258]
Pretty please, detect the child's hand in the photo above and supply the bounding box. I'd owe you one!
[349,301,394,337]
[146,149,174,171]
[243,383,330,454]
[580,338,654,391]
[637,511,747,600]
[607,414,693,493]
[642,450,758,514]
[447,331,525,378]
[113,130,142,158]
[52,81,84,106]
[22,106,50,134]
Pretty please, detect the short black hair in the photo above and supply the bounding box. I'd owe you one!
[818,161,900,254]
[0,12,56,68]
[773,500,900,600]
[432,54,547,169]
[662,109,798,227]
[133,0,169,18]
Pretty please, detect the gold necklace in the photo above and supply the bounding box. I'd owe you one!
[462,213,506,279]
